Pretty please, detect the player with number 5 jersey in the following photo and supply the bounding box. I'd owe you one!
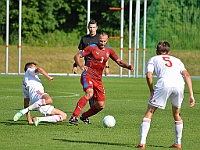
[146,52,186,89]
[137,41,195,149]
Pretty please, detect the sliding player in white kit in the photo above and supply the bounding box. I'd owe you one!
[13,62,67,126]
[137,41,195,149]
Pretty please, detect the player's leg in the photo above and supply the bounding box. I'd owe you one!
[137,104,157,148]
[33,105,67,126]
[80,83,105,124]
[89,97,96,107]
[170,88,183,149]
[80,101,105,124]
[18,93,51,115]
[137,87,169,148]
[13,88,49,121]
[169,106,182,149]
[26,93,51,112]
[69,75,93,125]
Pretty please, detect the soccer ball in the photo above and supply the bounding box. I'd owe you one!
[102,115,116,128]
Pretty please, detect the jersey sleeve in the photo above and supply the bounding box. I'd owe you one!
[178,59,187,73]
[146,57,154,74]
[109,48,119,61]
[78,38,84,50]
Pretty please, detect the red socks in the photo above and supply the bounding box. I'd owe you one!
[81,105,99,119]
[72,96,88,117]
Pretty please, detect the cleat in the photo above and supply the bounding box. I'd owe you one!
[137,144,146,149]
[13,110,23,121]
[69,117,78,125]
[170,144,182,149]
[33,117,40,126]
[80,115,91,124]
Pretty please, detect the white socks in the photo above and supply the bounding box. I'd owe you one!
[174,120,183,144]
[140,118,151,144]
[139,118,183,145]
[22,99,46,114]
[38,115,63,123]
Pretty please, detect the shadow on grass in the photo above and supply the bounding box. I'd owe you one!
[1,120,47,126]
[53,139,169,149]
[53,138,133,148]
[1,120,31,126]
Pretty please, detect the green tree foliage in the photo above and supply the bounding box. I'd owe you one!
[0,0,152,46]
[1,0,199,49]
[144,0,200,49]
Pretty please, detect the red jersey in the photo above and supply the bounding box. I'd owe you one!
[80,44,119,81]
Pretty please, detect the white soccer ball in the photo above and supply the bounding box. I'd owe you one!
[102,115,116,128]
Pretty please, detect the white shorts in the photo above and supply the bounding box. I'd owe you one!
[148,87,184,109]
[36,105,54,116]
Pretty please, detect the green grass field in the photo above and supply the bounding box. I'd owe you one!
[0,75,200,150]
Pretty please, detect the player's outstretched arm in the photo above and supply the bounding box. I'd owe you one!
[36,68,54,82]
[115,59,134,71]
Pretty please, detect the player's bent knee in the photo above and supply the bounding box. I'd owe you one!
[61,113,67,121]
[42,94,53,104]
[45,98,53,104]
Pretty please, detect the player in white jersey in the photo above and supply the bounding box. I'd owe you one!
[13,62,67,126]
[137,41,195,149]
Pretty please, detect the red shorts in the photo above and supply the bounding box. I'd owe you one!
[81,74,105,101]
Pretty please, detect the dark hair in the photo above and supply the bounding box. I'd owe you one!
[99,31,109,38]
[88,20,98,26]
[24,62,37,72]
[156,41,170,54]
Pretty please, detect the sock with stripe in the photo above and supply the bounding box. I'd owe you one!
[174,120,183,144]
[139,118,151,144]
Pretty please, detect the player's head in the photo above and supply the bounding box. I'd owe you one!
[156,41,170,55]
[88,20,98,36]
[98,32,109,49]
[24,62,37,72]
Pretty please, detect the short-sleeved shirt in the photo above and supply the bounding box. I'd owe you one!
[78,34,99,50]
[80,44,119,81]
[22,68,44,103]
[146,55,186,88]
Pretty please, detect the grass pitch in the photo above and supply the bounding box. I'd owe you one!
[0,75,199,150]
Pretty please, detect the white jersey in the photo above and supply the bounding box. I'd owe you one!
[22,68,44,101]
[146,55,186,88]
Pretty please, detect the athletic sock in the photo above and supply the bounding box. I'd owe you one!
[140,118,151,144]
[72,96,88,118]
[38,115,63,123]
[174,120,183,144]
[21,99,46,114]
[81,105,99,118]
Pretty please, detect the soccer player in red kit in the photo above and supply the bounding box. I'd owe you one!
[69,32,134,125]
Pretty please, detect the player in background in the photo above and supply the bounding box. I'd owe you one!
[137,41,195,149]
[72,20,109,107]
[13,62,67,126]
[69,32,134,125]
